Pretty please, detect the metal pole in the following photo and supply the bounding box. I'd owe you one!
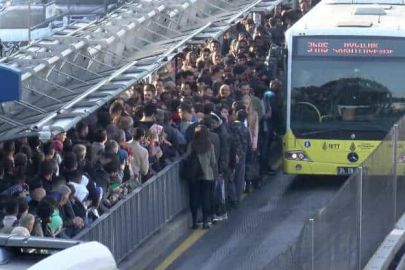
[358,166,363,270]
[174,54,178,84]
[393,124,399,222]
[310,218,314,270]
[28,0,31,42]
[68,0,71,25]
[293,0,299,11]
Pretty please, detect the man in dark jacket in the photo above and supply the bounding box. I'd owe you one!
[211,111,230,177]
[28,160,55,193]
[92,153,121,207]
[228,109,250,207]
[69,121,89,146]
[211,111,230,219]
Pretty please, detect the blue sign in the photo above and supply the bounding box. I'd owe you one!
[304,141,311,148]
[0,64,21,102]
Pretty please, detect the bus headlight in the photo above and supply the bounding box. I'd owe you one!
[285,151,312,162]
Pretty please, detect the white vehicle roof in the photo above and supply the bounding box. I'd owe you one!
[28,242,117,270]
[286,0,405,38]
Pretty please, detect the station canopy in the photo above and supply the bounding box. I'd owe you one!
[0,0,281,142]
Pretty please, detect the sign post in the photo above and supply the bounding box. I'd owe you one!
[0,64,21,102]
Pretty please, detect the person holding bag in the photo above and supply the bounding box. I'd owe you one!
[183,125,218,229]
[242,94,260,192]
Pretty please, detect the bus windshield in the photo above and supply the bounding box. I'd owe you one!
[291,58,405,140]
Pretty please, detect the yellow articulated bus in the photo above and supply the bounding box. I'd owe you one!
[283,0,405,175]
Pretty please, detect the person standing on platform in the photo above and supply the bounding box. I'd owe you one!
[184,125,218,229]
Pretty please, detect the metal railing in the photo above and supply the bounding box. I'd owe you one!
[73,157,188,263]
[295,116,405,270]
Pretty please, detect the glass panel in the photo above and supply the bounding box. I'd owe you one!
[290,57,405,140]
[295,171,361,270]
[396,117,405,220]
[360,129,395,267]
[313,173,360,270]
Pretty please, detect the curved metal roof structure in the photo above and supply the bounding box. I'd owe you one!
[0,0,281,142]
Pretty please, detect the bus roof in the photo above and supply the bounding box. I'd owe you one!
[287,0,405,37]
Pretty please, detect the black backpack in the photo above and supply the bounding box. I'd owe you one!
[180,150,203,182]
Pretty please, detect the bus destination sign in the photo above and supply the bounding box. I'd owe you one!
[296,37,405,58]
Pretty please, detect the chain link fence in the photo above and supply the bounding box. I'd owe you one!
[293,117,405,270]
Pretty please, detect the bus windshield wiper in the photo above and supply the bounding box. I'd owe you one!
[298,126,388,137]
[298,129,351,136]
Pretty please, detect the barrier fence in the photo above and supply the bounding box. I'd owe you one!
[295,117,405,270]
[73,158,188,263]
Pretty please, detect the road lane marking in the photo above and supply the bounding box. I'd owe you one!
[155,229,207,270]
[156,157,282,269]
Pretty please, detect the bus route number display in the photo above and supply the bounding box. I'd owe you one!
[296,37,405,58]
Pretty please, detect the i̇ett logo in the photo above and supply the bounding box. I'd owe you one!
[350,142,356,151]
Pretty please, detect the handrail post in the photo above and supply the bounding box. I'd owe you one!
[358,166,363,270]
[393,124,399,222]
[28,0,32,42]
[309,218,314,270]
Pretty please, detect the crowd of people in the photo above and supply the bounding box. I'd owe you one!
[0,1,312,238]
